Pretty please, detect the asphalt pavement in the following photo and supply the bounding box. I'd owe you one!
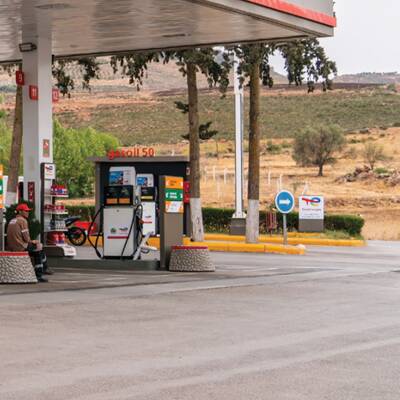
[1,241,400,399]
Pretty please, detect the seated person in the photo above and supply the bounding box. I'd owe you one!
[7,203,52,283]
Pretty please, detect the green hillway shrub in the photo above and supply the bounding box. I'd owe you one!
[66,205,364,237]
[202,207,364,236]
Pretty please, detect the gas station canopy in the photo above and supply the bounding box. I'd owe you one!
[0,0,335,63]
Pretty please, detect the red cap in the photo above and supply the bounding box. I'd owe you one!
[16,203,32,212]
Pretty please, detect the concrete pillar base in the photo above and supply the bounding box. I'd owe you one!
[169,246,215,272]
[0,252,38,284]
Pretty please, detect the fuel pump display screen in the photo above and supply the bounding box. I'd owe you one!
[104,185,134,206]
[141,187,156,201]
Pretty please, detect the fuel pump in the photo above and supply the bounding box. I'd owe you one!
[137,174,157,236]
[88,166,144,260]
[103,185,141,258]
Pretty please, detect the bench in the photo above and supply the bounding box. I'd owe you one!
[0,252,38,284]
[169,245,215,272]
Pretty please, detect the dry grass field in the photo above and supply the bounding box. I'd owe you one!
[148,127,400,240]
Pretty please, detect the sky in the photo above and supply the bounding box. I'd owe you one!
[272,0,400,75]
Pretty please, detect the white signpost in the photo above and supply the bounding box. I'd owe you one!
[299,195,324,232]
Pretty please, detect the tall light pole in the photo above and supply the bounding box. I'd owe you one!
[230,54,246,234]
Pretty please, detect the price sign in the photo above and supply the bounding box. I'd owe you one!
[165,176,184,214]
[165,189,183,201]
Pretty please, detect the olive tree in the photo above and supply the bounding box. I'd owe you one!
[292,124,345,176]
[362,142,388,170]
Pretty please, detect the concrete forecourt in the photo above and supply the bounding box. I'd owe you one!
[1,242,400,399]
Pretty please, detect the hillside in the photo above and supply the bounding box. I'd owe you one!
[0,59,287,93]
[50,87,400,145]
[335,72,400,85]
[2,83,400,145]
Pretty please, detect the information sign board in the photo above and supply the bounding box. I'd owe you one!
[299,196,324,220]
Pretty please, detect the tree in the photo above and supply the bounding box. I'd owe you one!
[163,49,231,241]
[234,44,273,243]
[110,52,159,91]
[0,109,11,171]
[362,142,387,170]
[292,125,345,176]
[234,39,336,243]
[52,57,101,97]
[53,121,119,197]
[175,101,219,151]
[279,38,337,92]
[2,58,101,205]
[109,50,231,241]
[1,64,23,205]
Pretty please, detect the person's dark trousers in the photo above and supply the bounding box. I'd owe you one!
[27,244,49,281]
[41,252,51,274]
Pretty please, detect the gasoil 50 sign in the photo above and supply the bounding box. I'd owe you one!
[299,196,324,220]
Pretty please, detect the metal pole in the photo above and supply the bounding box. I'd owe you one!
[283,213,288,246]
[233,54,245,218]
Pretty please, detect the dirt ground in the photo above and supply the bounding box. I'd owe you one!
[148,127,400,240]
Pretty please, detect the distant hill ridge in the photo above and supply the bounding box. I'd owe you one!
[335,72,400,85]
[1,59,399,92]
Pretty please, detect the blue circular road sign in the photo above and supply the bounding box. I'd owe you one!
[275,190,295,214]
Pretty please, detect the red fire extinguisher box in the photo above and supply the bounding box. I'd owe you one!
[15,71,25,86]
[29,85,39,100]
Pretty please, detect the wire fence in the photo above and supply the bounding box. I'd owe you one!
[200,165,309,207]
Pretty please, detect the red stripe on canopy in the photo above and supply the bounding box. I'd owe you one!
[244,0,337,27]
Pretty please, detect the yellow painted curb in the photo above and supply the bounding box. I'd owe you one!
[85,236,190,248]
[204,233,365,247]
[86,236,305,255]
[189,241,305,255]
[265,243,306,255]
